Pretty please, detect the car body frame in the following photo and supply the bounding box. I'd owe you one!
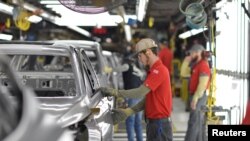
[0,41,114,141]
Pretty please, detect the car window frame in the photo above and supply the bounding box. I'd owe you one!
[79,49,100,97]
[2,49,80,98]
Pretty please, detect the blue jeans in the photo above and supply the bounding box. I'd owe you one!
[125,98,143,141]
[185,93,207,141]
[146,118,172,141]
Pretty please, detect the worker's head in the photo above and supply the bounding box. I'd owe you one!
[135,38,158,69]
[189,44,205,63]
[159,38,168,49]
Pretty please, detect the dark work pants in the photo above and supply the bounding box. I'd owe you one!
[146,118,173,141]
[184,93,207,141]
[186,93,192,111]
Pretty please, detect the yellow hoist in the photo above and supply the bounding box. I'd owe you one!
[13,7,31,31]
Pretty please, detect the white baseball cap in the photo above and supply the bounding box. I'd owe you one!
[135,38,158,54]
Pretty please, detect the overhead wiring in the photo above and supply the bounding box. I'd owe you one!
[179,0,207,29]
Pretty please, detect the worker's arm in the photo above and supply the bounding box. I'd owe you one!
[111,98,145,124]
[100,84,150,99]
[180,58,191,77]
[191,75,209,110]
[118,85,150,98]
[112,63,129,72]
[103,64,129,73]
[131,97,145,112]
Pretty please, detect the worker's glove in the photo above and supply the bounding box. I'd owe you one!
[100,87,118,97]
[111,108,134,125]
[116,97,126,108]
[103,66,113,73]
[132,64,144,79]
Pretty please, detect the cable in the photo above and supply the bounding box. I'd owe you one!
[206,18,220,124]
[179,0,207,29]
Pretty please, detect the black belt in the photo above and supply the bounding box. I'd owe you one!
[145,117,171,123]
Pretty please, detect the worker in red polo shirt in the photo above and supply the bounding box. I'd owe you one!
[158,38,173,77]
[101,38,173,141]
[242,92,250,125]
[183,44,210,141]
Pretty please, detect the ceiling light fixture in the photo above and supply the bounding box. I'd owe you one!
[40,0,60,5]
[28,15,43,23]
[124,25,132,42]
[0,2,13,14]
[0,2,42,23]
[0,33,13,41]
[102,51,112,56]
[0,1,91,38]
[23,3,56,22]
[137,0,149,22]
[23,3,92,37]
[67,26,91,37]
[178,27,208,39]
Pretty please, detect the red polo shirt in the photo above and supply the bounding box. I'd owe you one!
[242,101,250,125]
[158,47,173,75]
[144,59,172,119]
[189,59,210,94]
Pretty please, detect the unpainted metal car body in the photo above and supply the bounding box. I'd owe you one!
[47,40,111,87]
[102,51,124,89]
[0,41,114,141]
[0,55,73,141]
[48,40,106,76]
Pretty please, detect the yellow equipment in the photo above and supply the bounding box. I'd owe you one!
[172,59,182,97]
[14,10,31,31]
[205,19,220,124]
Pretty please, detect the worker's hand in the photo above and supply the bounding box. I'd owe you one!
[191,96,199,110]
[184,56,192,63]
[116,97,126,108]
[100,87,118,97]
[111,108,134,125]
[103,66,113,73]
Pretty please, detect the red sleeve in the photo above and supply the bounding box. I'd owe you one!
[144,68,166,91]
[199,61,210,76]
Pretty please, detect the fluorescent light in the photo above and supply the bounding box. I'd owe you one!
[102,51,112,56]
[124,25,132,42]
[0,2,42,24]
[46,4,59,8]
[23,3,37,11]
[178,28,208,39]
[137,0,149,22]
[23,3,56,21]
[0,33,13,41]
[21,2,92,37]
[0,2,14,15]
[40,0,60,4]
[28,15,42,23]
[67,26,91,37]
[53,9,127,26]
